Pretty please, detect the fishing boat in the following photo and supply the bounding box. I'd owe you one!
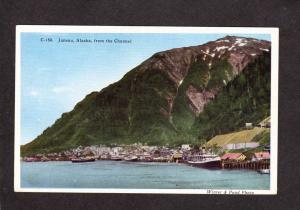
[187,154,221,168]
[257,168,270,174]
[71,157,95,163]
[124,155,138,162]
[111,155,123,161]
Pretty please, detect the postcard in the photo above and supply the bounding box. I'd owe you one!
[15,26,278,194]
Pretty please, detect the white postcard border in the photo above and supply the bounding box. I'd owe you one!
[14,26,279,194]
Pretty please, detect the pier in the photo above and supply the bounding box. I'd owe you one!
[222,160,270,170]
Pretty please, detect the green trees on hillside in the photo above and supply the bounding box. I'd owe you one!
[193,53,271,141]
[21,51,271,156]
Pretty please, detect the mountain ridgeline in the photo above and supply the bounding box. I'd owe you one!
[22,36,271,155]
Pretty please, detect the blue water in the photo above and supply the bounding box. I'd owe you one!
[21,161,270,189]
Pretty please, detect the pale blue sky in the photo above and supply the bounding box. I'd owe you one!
[20,32,271,144]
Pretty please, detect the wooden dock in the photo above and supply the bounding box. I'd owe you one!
[222,160,269,170]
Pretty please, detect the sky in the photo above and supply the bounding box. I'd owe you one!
[20,32,271,144]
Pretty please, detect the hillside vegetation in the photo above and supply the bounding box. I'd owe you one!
[205,127,270,147]
[192,52,270,142]
[21,36,271,156]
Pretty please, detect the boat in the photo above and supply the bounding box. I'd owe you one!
[124,155,138,162]
[71,157,95,163]
[139,156,153,162]
[187,154,221,168]
[111,155,123,161]
[257,169,270,174]
[23,157,40,162]
[41,157,50,162]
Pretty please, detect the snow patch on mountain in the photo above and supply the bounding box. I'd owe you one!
[215,46,229,51]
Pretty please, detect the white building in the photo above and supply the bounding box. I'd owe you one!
[223,142,260,150]
[181,144,191,151]
[245,123,253,129]
[112,147,122,155]
[94,146,111,155]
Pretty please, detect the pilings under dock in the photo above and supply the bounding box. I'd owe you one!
[222,160,270,170]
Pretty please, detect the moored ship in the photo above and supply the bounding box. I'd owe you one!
[71,157,96,163]
[187,154,221,168]
[110,155,123,161]
[124,155,138,162]
[257,168,270,174]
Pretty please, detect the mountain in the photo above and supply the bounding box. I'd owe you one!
[21,36,271,156]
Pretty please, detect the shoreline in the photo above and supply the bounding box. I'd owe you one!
[21,159,270,172]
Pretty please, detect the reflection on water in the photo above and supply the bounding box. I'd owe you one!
[21,160,270,189]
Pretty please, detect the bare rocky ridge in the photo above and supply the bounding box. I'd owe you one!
[138,36,270,116]
[186,86,220,115]
[149,36,270,83]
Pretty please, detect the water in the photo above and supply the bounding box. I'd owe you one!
[21,161,270,189]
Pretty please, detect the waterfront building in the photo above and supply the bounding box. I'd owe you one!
[252,152,270,162]
[171,152,183,162]
[221,153,246,161]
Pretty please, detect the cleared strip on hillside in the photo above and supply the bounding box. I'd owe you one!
[205,127,269,147]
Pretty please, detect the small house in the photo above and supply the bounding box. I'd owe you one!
[221,153,246,162]
[151,150,161,158]
[252,152,270,161]
[259,122,270,128]
[181,144,191,151]
[245,123,253,129]
[112,146,122,155]
[259,117,271,128]
[172,152,183,162]
[263,145,270,152]
[160,149,172,157]
[141,145,150,152]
